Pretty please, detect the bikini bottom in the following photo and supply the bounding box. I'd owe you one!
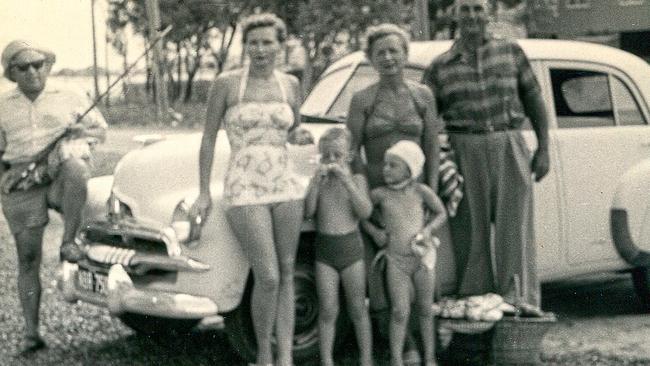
[315,230,364,272]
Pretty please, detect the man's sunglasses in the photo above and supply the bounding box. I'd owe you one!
[12,60,45,72]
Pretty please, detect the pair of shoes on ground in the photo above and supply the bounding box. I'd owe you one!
[60,241,84,263]
[18,335,46,356]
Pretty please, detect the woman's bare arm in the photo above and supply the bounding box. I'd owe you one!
[346,92,368,177]
[420,85,441,193]
[192,74,231,219]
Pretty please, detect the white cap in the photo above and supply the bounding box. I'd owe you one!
[386,140,425,179]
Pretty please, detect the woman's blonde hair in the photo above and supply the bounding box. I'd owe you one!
[241,13,287,44]
[364,23,410,57]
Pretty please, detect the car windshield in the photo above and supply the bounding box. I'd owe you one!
[301,64,425,122]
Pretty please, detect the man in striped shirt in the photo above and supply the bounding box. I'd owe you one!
[0,40,107,355]
[422,0,549,312]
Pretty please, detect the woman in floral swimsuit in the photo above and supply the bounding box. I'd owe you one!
[192,13,303,366]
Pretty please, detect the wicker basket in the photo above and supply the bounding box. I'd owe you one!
[492,314,557,365]
[437,318,496,334]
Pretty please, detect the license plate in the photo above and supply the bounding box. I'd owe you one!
[77,268,107,295]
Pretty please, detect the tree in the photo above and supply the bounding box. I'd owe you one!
[264,0,413,93]
[107,0,253,104]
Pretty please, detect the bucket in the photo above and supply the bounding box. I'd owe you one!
[492,314,556,365]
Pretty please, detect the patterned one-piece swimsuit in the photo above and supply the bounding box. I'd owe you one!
[222,66,303,207]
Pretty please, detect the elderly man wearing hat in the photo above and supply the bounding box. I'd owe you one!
[0,40,107,354]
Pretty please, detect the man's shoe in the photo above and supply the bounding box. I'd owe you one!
[60,241,84,263]
[517,303,548,318]
[18,336,46,356]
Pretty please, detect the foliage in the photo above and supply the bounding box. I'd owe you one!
[107,0,258,103]
[258,0,415,91]
[105,0,558,101]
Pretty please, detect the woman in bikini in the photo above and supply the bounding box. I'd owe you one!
[346,23,442,366]
[192,13,303,366]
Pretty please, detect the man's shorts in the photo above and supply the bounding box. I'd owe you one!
[1,158,89,235]
[2,185,55,235]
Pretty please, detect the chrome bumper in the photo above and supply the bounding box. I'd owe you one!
[59,261,219,319]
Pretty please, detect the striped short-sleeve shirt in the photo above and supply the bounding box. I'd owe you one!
[422,38,541,132]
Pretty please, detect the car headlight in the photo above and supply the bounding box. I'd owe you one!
[106,191,132,221]
[171,199,202,245]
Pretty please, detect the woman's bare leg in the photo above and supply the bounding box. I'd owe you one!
[271,200,304,366]
[227,205,278,365]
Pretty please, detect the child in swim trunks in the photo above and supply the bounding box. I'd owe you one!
[304,127,374,366]
[362,140,447,366]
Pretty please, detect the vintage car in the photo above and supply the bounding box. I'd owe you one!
[58,39,650,362]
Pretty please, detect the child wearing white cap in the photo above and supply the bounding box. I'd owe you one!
[362,140,447,366]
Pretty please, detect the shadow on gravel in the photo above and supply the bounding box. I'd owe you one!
[8,330,246,366]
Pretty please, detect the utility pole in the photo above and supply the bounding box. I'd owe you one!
[104,31,111,107]
[145,0,168,123]
[90,0,100,100]
[413,0,431,41]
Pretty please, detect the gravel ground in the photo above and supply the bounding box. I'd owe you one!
[3,221,650,365]
[2,127,650,365]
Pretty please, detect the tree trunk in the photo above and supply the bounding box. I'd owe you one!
[145,41,152,96]
[122,36,129,105]
[301,43,314,98]
[184,68,197,103]
[172,41,182,101]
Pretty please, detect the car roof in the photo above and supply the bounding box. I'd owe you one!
[322,38,650,102]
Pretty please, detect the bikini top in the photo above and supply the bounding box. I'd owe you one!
[223,66,294,151]
[363,82,425,141]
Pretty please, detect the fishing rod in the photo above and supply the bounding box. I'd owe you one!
[0,25,175,193]
[76,25,173,122]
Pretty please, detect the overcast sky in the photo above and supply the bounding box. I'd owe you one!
[0,0,127,71]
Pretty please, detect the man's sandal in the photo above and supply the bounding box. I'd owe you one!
[60,241,84,263]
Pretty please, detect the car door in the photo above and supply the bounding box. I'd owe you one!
[516,60,565,280]
[545,61,650,270]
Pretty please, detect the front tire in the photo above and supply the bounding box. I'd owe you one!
[224,263,350,363]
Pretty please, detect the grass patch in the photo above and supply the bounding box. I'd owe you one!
[92,150,125,177]
[98,101,206,128]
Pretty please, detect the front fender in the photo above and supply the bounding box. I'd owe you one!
[82,175,113,224]
[611,160,650,267]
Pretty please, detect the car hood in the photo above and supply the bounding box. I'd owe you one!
[110,128,327,224]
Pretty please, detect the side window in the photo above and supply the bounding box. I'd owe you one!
[550,69,614,128]
[611,76,645,126]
